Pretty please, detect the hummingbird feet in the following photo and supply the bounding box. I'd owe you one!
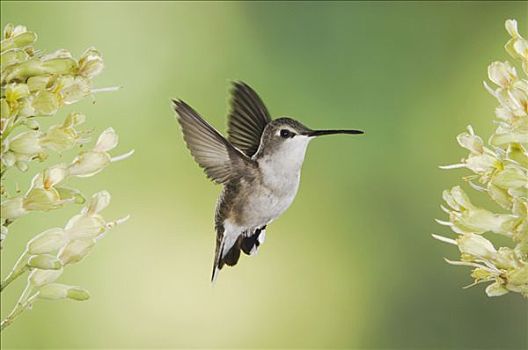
[240,225,267,256]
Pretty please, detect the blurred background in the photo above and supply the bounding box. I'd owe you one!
[1,1,527,349]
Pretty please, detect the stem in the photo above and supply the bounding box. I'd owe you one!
[1,249,28,292]
[0,284,38,332]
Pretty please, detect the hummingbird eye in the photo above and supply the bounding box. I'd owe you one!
[280,129,294,138]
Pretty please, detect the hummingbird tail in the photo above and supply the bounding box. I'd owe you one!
[211,225,267,283]
[211,240,242,283]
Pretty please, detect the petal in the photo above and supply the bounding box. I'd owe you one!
[94,128,118,152]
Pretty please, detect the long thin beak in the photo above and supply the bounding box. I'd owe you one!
[305,129,364,137]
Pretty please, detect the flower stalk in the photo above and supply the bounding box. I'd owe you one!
[0,23,132,331]
[435,19,528,298]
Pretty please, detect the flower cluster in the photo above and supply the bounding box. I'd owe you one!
[0,24,132,331]
[435,19,527,298]
[2,127,132,224]
[7,192,127,303]
[1,25,108,172]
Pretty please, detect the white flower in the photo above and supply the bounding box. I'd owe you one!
[31,90,60,115]
[8,130,42,155]
[5,83,30,102]
[457,233,497,260]
[78,47,104,79]
[485,281,509,297]
[456,126,484,154]
[27,228,66,254]
[68,151,111,177]
[505,19,520,39]
[29,268,63,287]
[40,118,85,153]
[64,214,106,239]
[38,283,90,301]
[58,239,95,265]
[83,191,111,215]
[42,165,68,189]
[59,76,92,105]
[67,128,133,177]
[28,254,62,270]
[93,128,118,152]
[23,187,63,211]
[465,153,499,174]
[488,61,517,88]
[1,197,27,221]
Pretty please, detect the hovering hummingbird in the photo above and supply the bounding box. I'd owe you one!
[172,82,363,282]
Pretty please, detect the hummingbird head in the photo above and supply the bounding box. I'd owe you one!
[254,117,364,164]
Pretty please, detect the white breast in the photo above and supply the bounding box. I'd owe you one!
[244,135,311,227]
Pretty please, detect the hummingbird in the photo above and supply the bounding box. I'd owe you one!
[172,82,363,282]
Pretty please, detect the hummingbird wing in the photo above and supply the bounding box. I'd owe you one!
[173,99,254,184]
[227,81,272,157]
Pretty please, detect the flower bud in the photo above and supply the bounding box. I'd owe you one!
[27,227,66,254]
[58,238,95,265]
[68,151,110,177]
[8,130,42,155]
[78,47,104,79]
[38,283,90,301]
[66,286,90,301]
[29,268,63,287]
[1,197,27,220]
[28,254,62,270]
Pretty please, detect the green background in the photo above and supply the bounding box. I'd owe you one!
[1,1,527,349]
